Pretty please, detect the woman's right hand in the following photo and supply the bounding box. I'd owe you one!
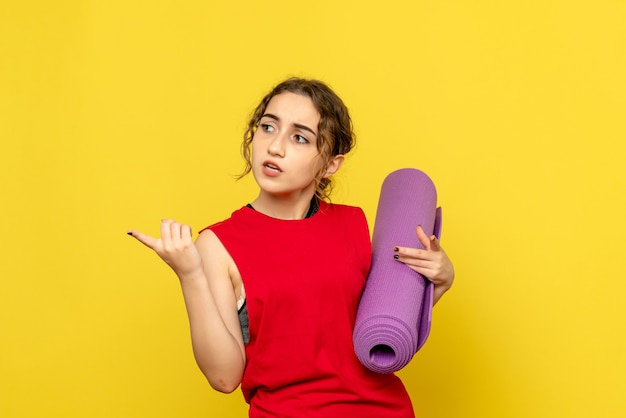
[128,219,203,279]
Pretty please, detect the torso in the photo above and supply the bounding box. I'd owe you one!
[202,201,415,417]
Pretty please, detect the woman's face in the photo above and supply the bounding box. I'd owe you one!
[251,92,324,198]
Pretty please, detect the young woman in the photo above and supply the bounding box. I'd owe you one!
[128,78,454,417]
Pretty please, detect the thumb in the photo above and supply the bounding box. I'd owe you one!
[429,235,441,251]
[127,230,159,250]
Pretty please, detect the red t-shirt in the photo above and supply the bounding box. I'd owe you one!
[205,201,415,417]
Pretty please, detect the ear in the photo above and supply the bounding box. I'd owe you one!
[323,155,345,178]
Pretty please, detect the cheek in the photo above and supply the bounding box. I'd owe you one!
[309,155,326,175]
[250,138,262,161]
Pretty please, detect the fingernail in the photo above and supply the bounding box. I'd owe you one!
[393,247,399,252]
[393,254,399,260]
[127,232,133,236]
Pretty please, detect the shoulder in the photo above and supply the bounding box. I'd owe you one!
[323,201,365,216]
[195,228,229,264]
[195,227,219,249]
[195,225,240,285]
[322,202,368,223]
[321,202,370,237]
[197,206,251,235]
[324,202,372,270]
[195,206,249,258]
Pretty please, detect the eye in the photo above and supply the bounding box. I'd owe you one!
[260,123,275,132]
[294,134,309,144]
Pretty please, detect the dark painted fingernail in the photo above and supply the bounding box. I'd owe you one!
[393,247,399,252]
[127,232,133,236]
[393,254,399,260]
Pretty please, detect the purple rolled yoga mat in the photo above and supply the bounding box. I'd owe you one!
[353,168,441,374]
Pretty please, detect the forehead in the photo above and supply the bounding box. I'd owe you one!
[265,92,320,126]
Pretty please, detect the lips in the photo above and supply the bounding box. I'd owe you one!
[262,160,282,173]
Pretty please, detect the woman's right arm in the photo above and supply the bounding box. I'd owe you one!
[128,220,245,393]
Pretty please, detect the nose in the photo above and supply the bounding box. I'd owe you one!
[267,132,286,157]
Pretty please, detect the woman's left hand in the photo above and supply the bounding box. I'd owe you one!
[394,225,455,304]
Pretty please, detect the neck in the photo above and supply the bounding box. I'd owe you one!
[251,191,316,220]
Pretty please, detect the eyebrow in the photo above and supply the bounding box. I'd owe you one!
[261,113,318,137]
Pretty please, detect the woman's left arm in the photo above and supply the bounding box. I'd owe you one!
[393,225,455,305]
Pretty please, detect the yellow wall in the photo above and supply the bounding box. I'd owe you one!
[1,1,625,417]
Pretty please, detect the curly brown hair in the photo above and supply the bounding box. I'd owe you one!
[238,78,355,201]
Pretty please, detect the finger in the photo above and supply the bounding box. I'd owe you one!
[160,219,174,243]
[127,230,159,250]
[430,235,441,251]
[394,246,430,260]
[397,256,446,281]
[181,224,193,244]
[397,259,437,281]
[416,225,431,250]
[395,255,434,269]
[169,221,182,246]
